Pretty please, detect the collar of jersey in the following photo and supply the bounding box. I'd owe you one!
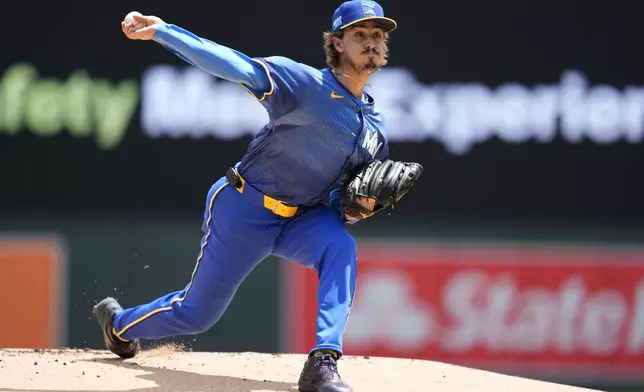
[326,68,375,109]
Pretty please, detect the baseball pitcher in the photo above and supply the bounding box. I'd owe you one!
[94,1,423,391]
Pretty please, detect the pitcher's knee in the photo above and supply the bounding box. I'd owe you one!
[188,317,219,334]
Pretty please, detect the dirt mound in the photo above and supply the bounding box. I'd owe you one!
[0,345,599,392]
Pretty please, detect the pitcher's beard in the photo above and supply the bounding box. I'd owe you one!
[362,57,379,71]
[347,57,380,75]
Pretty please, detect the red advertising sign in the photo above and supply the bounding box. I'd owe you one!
[283,241,644,380]
[0,236,67,349]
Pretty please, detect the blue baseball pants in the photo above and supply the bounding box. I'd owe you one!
[112,174,357,355]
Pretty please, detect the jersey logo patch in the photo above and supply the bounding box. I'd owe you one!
[331,91,344,99]
[362,127,382,157]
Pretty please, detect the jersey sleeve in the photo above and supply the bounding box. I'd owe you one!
[240,56,315,118]
[152,23,271,95]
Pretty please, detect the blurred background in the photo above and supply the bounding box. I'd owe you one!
[2,0,644,391]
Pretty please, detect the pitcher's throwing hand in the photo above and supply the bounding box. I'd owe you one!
[121,13,163,40]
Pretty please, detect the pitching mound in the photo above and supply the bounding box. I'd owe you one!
[0,345,599,392]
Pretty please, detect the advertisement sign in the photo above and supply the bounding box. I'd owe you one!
[140,66,644,155]
[0,62,140,150]
[2,0,644,226]
[283,241,644,381]
[0,236,67,348]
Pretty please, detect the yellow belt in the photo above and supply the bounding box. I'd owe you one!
[229,168,299,218]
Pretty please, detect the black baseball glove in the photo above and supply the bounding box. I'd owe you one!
[341,160,424,219]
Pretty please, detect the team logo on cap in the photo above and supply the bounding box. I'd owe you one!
[361,0,377,16]
[333,15,343,31]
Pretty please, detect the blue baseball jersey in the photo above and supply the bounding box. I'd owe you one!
[152,23,389,212]
[238,56,389,207]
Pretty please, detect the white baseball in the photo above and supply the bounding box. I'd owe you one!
[124,11,143,26]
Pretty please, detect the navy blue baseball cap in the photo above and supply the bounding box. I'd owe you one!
[331,0,397,33]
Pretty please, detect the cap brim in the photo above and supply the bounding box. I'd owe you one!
[340,16,397,32]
